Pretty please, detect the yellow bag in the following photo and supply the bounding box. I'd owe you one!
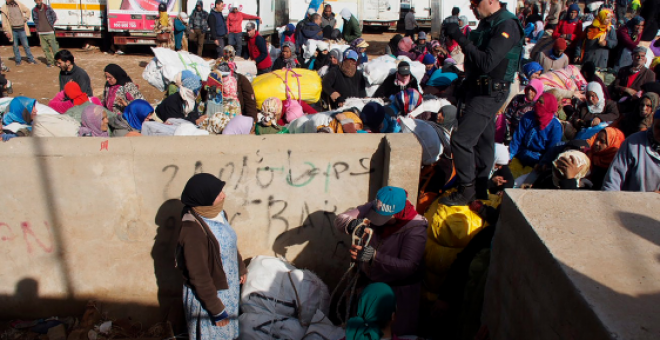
[509,157,534,180]
[252,69,322,109]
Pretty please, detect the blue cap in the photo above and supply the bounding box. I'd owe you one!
[344,49,359,61]
[366,186,407,225]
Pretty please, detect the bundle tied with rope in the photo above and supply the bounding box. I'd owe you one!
[252,68,323,109]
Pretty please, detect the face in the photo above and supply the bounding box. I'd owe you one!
[459,19,465,26]
[602,13,613,26]
[640,98,654,117]
[34,0,42,6]
[31,105,38,119]
[247,28,256,37]
[105,72,117,86]
[314,17,322,25]
[525,87,537,101]
[282,46,291,59]
[569,10,578,19]
[215,2,224,11]
[101,111,109,131]
[592,130,608,153]
[213,191,226,206]
[330,55,338,65]
[196,4,202,10]
[632,52,646,67]
[436,111,445,124]
[144,112,154,122]
[587,91,599,106]
[55,59,71,72]
[324,6,332,15]
[531,71,542,79]
[635,21,644,34]
[425,64,434,71]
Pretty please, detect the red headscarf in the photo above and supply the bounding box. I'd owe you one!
[588,127,626,168]
[381,200,418,239]
[64,82,89,106]
[534,92,557,130]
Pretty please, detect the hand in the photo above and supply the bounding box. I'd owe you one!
[556,155,586,179]
[117,97,128,107]
[591,117,601,126]
[330,92,341,101]
[625,88,637,96]
[240,274,247,284]
[195,114,208,125]
[574,91,585,101]
[598,38,607,47]
[521,183,534,189]
[492,176,507,186]
[2,133,17,141]
[215,39,220,46]
[4,32,9,38]
[216,319,229,327]
[351,245,375,262]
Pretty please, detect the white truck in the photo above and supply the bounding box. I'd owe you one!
[402,0,517,29]
[289,0,400,31]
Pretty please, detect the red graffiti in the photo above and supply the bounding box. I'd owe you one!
[100,140,109,151]
[0,222,16,241]
[20,221,54,254]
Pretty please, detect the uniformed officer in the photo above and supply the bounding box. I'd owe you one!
[439,0,524,206]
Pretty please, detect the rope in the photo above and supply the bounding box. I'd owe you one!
[329,263,361,327]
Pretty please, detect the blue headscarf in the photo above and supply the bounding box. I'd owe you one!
[123,99,153,131]
[345,283,397,340]
[427,69,458,87]
[180,70,202,95]
[2,96,36,129]
[360,102,386,133]
[523,62,544,79]
[567,4,580,23]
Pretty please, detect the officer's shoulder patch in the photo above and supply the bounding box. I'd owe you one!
[501,32,510,38]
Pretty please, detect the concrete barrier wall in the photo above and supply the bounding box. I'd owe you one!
[0,134,421,323]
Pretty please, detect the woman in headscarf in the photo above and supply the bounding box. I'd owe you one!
[272,41,300,69]
[154,2,174,49]
[173,12,189,52]
[526,20,545,43]
[329,48,342,66]
[373,61,420,99]
[64,82,112,123]
[580,61,611,100]
[177,173,247,340]
[222,115,254,135]
[551,150,592,189]
[79,105,109,137]
[552,3,583,58]
[611,92,659,137]
[345,283,399,340]
[322,50,366,109]
[110,99,154,137]
[102,64,144,116]
[614,16,645,71]
[587,127,625,189]
[386,34,403,57]
[458,15,471,36]
[349,38,369,65]
[396,37,418,60]
[390,88,423,117]
[335,186,427,335]
[156,70,205,125]
[509,92,563,167]
[255,97,283,135]
[575,9,617,68]
[419,53,438,87]
[1,96,37,140]
[503,79,544,143]
[571,82,620,132]
[522,61,544,82]
[359,102,386,133]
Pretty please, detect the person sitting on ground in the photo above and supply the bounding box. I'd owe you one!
[390,88,423,117]
[503,79,545,143]
[64,82,113,123]
[522,61,543,82]
[255,97,283,135]
[173,12,189,52]
[297,13,323,52]
[570,82,620,133]
[48,88,102,114]
[349,38,369,65]
[396,37,419,60]
[614,16,645,72]
[321,4,336,32]
[509,92,563,168]
[373,62,419,100]
[386,34,403,56]
[419,54,438,88]
[217,61,258,120]
[581,61,611,100]
[341,8,361,44]
[415,31,429,56]
[55,49,92,97]
[272,41,300,69]
[602,110,660,192]
[612,47,656,101]
[322,50,366,109]
[102,64,144,117]
[526,20,545,43]
[1,96,37,141]
[359,102,387,133]
[611,92,659,137]
[344,283,409,340]
[156,70,206,125]
[490,143,515,194]
[575,9,617,68]
[311,41,331,70]
[78,105,109,137]
[110,99,154,137]
[587,127,625,190]
[334,186,428,335]
[552,3,582,57]
[551,150,593,189]
[536,38,569,73]
[177,173,248,340]
[329,48,342,66]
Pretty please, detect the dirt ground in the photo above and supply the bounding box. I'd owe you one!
[0,30,398,106]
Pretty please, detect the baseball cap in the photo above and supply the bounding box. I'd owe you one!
[344,49,359,61]
[398,61,411,75]
[418,31,427,40]
[365,186,407,226]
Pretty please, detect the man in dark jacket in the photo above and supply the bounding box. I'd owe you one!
[246,22,272,74]
[32,0,58,67]
[208,0,227,58]
[322,50,366,108]
[613,47,656,101]
[297,13,323,51]
[54,49,92,97]
[189,0,209,56]
[373,62,419,99]
[321,4,336,30]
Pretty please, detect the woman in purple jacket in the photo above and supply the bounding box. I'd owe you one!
[334,186,428,336]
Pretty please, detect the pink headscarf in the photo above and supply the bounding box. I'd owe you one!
[222,115,254,135]
[283,99,304,123]
[526,79,545,102]
[79,105,109,137]
[398,37,414,53]
[222,75,238,100]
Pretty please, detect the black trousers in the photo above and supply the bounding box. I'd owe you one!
[451,90,508,195]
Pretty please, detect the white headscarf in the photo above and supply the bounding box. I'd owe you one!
[494,143,510,166]
[340,8,352,20]
[586,81,606,114]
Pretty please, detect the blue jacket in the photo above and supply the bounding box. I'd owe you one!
[297,21,323,50]
[208,9,227,39]
[509,111,563,167]
[32,4,57,30]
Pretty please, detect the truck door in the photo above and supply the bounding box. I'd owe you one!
[81,0,105,34]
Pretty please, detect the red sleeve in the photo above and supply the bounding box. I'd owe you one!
[241,12,260,20]
[617,26,638,51]
[552,21,563,39]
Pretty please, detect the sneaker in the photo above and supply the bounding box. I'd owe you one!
[46,64,52,68]
[15,62,21,66]
[115,50,125,55]
[439,185,476,207]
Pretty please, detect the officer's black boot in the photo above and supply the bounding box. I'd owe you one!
[475,177,490,200]
[439,183,476,207]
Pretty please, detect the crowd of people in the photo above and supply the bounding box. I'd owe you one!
[2,0,660,339]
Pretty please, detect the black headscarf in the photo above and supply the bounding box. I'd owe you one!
[439,105,458,131]
[181,173,226,208]
[104,64,132,87]
[581,61,597,82]
[360,102,386,133]
[388,34,403,55]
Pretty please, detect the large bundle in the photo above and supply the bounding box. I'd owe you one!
[399,117,441,166]
[142,47,215,91]
[538,65,587,93]
[362,55,397,86]
[32,114,80,137]
[252,69,322,108]
[240,256,330,325]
